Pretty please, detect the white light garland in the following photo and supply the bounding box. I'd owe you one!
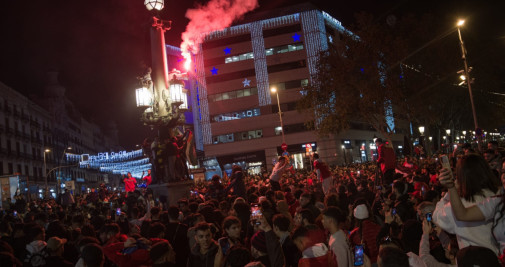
[251,21,271,106]
[66,149,151,178]
[301,10,328,82]
[195,43,213,144]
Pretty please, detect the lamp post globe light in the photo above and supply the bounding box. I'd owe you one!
[418,126,425,154]
[144,0,164,11]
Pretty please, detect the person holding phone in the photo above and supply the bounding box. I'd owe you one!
[250,215,285,267]
[434,154,501,255]
[419,218,458,267]
[214,216,243,267]
[438,156,505,264]
[349,202,381,264]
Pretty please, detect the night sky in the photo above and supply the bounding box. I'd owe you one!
[0,0,503,149]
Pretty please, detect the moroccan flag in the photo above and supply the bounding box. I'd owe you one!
[185,130,198,165]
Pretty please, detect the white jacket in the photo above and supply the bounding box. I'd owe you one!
[433,189,499,255]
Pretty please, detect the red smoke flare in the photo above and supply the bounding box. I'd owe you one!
[180,0,259,70]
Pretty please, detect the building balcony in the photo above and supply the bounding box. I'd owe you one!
[5,127,14,135]
[17,152,32,159]
[21,114,30,122]
[31,137,42,145]
[30,120,40,128]
[21,132,31,141]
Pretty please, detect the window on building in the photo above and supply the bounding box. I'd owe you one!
[222,43,303,64]
[24,165,28,176]
[208,87,258,103]
[279,123,311,134]
[268,60,306,73]
[8,163,13,174]
[212,108,261,122]
[0,161,3,175]
[212,129,263,144]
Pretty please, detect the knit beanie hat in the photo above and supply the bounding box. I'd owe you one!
[251,231,267,253]
[353,204,369,220]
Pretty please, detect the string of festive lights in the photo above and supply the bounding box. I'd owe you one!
[302,10,329,81]
[251,21,271,106]
[65,149,151,178]
[97,158,150,171]
[195,42,213,144]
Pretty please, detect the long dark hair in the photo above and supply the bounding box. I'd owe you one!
[455,154,500,202]
[491,193,505,249]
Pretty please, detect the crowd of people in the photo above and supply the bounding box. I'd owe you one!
[0,139,504,267]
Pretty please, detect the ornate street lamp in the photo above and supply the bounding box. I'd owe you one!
[456,19,480,149]
[136,87,154,108]
[134,2,195,185]
[418,126,425,135]
[169,70,189,110]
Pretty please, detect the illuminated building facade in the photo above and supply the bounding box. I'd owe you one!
[0,72,119,198]
[194,4,404,174]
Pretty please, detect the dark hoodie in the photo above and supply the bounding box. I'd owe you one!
[225,171,246,198]
[187,241,219,267]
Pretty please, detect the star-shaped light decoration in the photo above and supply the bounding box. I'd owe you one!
[224,47,231,55]
[292,33,301,42]
[210,67,218,75]
[242,78,251,87]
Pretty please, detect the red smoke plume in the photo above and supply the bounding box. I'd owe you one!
[180,0,259,70]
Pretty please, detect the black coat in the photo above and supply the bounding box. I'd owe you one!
[187,241,219,267]
[225,172,246,198]
[165,222,189,266]
[282,236,301,267]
